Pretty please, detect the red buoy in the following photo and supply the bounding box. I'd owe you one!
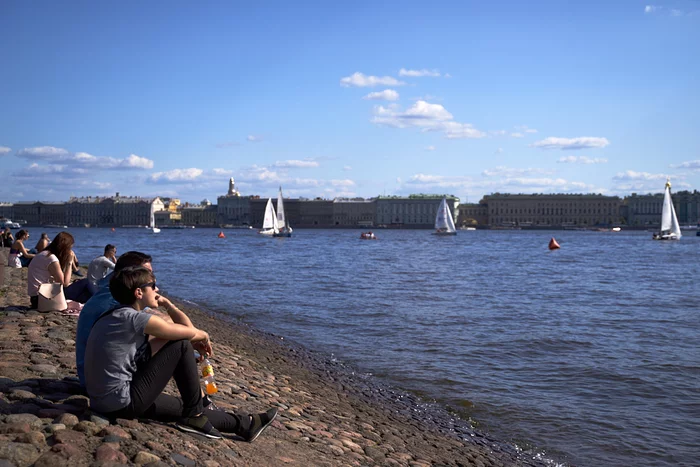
[548,237,560,250]
[218,231,225,238]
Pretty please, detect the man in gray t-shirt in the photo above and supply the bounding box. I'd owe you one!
[87,244,116,295]
[84,306,152,413]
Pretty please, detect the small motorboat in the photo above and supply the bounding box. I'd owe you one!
[360,231,377,240]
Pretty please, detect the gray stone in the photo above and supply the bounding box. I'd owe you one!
[90,414,111,426]
[45,423,66,433]
[8,390,36,401]
[171,453,196,466]
[14,431,46,446]
[0,442,42,467]
[29,364,58,374]
[5,414,41,430]
[53,413,78,427]
[134,451,161,465]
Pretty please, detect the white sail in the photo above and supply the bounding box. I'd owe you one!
[261,198,279,234]
[276,187,286,226]
[435,198,457,234]
[657,179,681,240]
[149,202,160,233]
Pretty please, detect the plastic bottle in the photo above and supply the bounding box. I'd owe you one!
[201,358,218,395]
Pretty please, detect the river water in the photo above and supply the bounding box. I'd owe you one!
[57,227,699,466]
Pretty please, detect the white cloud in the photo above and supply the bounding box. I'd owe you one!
[425,146,436,151]
[531,137,610,150]
[343,165,352,171]
[362,89,400,101]
[511,132,524,138]
[613,170,669,181]
[670,160,700,170]
[149,168,203,183]
[372,100,486,139]
[443,122,487,139]
[247,135,263,142]
[212,168,234,175]
[340,72,405,88]
[557,156,608,164]
[495,148,504,154]
[0,146,11,156]
[515,125,539,134]
[490,130,507,136]
[121,154,154,169]
[398,68,441,77]
[16,146,154,170]
[482,166,555,177]
[331,179,355,187]
[17,146,71,160]
[273,160,320,168]
[645,5,658,13]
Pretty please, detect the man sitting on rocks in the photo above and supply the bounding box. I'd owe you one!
[84,265,278,441]
[86,244,117,295]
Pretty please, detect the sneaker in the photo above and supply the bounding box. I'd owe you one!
[176,414,223,439]
[203,395,220,411]
[242,408,278,442]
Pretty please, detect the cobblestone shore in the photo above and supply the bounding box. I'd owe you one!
[0,251,544,467]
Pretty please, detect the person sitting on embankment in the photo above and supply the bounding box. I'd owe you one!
[84,265,278,440]
[86,244,117,295]
[27,232,91,307]
[32,232,50,254]
[7,229,34,268]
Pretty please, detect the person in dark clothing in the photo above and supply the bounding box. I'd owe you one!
[84,266,277,441]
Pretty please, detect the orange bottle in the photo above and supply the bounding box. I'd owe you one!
[201,358,218,395]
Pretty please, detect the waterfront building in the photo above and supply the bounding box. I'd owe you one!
[624,190,700,226]
[217,178,254,226]
[332,198,376,227]
[0,203,13,220]
[66,194,163,227]
[375,195,459,228]
[457,202,489,227]
[13,201,66,226]
[182,200,218,226]
[483,193,621,227]
[249,197,334,227]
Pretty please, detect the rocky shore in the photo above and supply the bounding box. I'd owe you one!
[0,251,545,467]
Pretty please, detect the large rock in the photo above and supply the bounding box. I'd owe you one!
[5,414,41,430]
[0,442,42,467]
[34,443,89,467]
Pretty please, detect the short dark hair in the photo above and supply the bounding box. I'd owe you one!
[110,266,155,305]
[114,251,152,273]
[104,244,116,255]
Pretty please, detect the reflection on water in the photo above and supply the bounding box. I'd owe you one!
[64,227,700,467]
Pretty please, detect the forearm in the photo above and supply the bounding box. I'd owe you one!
[162,301,195,328]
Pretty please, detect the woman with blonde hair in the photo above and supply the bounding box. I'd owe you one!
[27,231,90,308]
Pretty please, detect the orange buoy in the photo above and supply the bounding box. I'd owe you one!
[111,227,115,232]
[548,237,560,250]
[218,231,225,238]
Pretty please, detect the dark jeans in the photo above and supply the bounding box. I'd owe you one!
[106,339,249,434]
[65,278,91,303]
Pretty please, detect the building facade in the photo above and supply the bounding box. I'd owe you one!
[66,195,163,227]
[333,199,376,227]
[182,204,218,226]
[457,202,489,226]
[13,202,66,226]
[375,196,459,228]
[623,190,700,226]
[483,194,621,227]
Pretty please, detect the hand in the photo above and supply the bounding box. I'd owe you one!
[193,339,214,359]
[156,295,173,310]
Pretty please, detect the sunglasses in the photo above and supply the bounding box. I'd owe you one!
[137,281,157,290]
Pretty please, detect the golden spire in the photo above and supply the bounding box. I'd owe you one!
[665,177,671,189]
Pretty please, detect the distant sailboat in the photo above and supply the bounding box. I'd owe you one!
[433,197,457,236]
[259,198,279,236]
[653,178,681,241]
[149,202,161,233]
[274,187,292,238]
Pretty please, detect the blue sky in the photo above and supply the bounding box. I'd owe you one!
[1,0,698,203]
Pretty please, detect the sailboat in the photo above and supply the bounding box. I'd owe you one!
[274,187,293,238]
[258,198,279,236]
[433,197,457,236]
[653,178,681,241]
[149,202,161,233]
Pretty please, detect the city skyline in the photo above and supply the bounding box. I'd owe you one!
[1,1,699,204]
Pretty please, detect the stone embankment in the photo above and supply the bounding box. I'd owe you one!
[0,252,543,466]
